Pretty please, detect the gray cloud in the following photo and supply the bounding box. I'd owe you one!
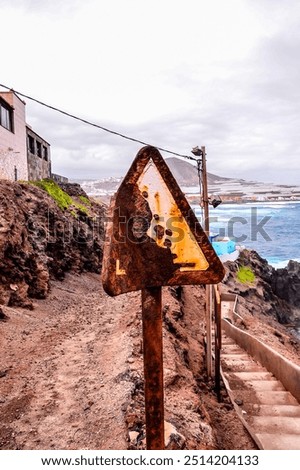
[13,0,300,184]
[25,73,300,184]
[0,0,82,14]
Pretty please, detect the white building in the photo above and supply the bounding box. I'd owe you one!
[0,90,28,180]
[0,89,53,181]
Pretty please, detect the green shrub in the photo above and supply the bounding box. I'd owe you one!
[30,179,88,215]
[236,265,256,284]
[32,179,73,211]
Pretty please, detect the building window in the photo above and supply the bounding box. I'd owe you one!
[28,135,35,154]
[36,141,42,158]
[43,146,48,161]
[0,99,13,132]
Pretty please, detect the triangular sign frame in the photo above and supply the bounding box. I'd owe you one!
[102,146,225,296]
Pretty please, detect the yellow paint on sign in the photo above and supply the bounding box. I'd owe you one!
[137,160,209,272]
[116,259,126,275]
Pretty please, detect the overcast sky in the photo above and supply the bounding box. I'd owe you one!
[1,0,300,183]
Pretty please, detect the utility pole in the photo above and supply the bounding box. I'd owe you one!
[192,145,212,377]
[201,146,212,377]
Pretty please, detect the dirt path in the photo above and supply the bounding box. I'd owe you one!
[0,273,140,450]
[1,273,261,451]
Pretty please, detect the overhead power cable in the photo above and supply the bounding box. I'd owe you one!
[0,83,198,162]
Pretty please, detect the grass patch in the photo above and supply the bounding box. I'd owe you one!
[30,179,88,215]
[236,265,256,284]
[32,179,73,211]
[79,195,91,206]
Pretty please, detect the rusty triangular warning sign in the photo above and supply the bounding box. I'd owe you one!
[102,146,225,296]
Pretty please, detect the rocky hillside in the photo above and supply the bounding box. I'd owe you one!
[0,180,105,309]
[222,249,300,327]
[272,260,300,310]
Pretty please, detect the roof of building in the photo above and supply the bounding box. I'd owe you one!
[26,125,50,146]
[0,89,26,106]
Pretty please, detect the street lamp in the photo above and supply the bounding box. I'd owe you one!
[191,145,209,235]
[191,146,222,223]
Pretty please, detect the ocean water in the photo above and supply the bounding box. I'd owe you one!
[193,201,300,268]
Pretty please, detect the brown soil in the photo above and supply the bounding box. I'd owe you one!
[0,273,261,451]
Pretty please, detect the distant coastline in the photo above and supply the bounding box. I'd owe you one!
[76,174,300,206]
[186,196,300,205]
[184,182,300,205]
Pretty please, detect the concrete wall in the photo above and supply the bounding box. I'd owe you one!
[0,91,28,180]
[222,318,300,402]
[27,127,51,180]
[51,173,69,184]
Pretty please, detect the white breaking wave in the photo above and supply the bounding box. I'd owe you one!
[268,258,300,269]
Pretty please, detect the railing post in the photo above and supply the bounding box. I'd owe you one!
[214,285,222,401]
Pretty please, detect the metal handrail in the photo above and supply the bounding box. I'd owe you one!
[232,295,244,322]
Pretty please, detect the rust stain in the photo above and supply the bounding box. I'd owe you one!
[154,191,161,215]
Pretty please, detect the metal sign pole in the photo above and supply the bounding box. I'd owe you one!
[141,286,165,450]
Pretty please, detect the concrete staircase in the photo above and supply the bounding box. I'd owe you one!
[221,334,300,450]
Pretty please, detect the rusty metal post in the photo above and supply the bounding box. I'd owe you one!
[214,285,222,401]
[205,284,212,376]
[141,287,165,450]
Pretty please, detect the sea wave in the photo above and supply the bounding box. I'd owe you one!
[246,201,300,207]
[267,258,300,269]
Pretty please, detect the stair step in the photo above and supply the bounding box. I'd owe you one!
[221,343,243,350]
[233,371,276,381]
[222,360,263,372]
[255,391,299,406]
[247,380,285,392]
[221,340,236,346]
[256,433,300,450]
[221,347,245,355]
[250,416,300,434]
[222,353,250,359]
[255,405,300,417]
[226,390,299,408]
[221,336,235,344]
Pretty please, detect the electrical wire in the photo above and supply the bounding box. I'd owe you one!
[0,83,198,162]
[1,82,206,224]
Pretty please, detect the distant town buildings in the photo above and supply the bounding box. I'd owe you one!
[0,89,66,182]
